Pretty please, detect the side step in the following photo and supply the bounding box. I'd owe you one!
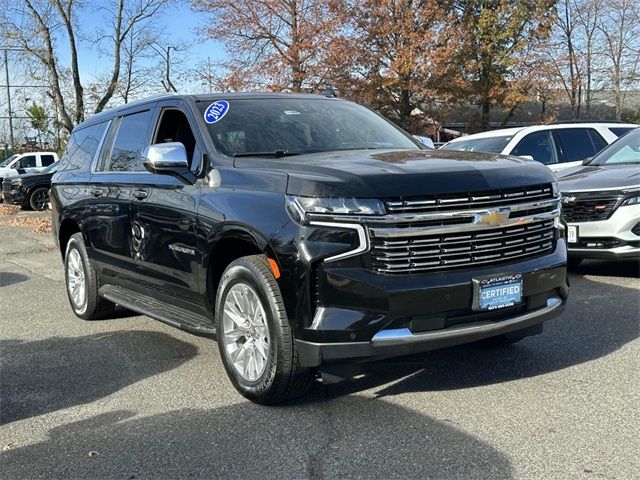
[99,284,216,337]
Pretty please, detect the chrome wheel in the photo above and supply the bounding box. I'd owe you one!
[66,249,86,310]
[222,283,270,382]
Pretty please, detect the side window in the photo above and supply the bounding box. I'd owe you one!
[588,129,607,152]
[511,131,558,165]
[153,109,197,166]
[41,154,56,166]
[17,155,37,168]
[106,110,152,172]
[553,128,603,163]
[609,127,634,138]
[60,122,108,171]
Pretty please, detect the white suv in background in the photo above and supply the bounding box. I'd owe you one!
[441,123,637,173]
[0,152,59,201]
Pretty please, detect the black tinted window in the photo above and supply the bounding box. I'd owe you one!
[17,155,36,168]
[41,154,56,166]
[512,131,558,164]
[553,128,604,162]
[60,122,108,171]
[609,127,635,138]
[106,110,152,171]
[588,129,607,152]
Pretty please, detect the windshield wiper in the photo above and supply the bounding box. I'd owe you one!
[233,150,304,158]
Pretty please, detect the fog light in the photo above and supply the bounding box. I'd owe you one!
[632,222,640,236]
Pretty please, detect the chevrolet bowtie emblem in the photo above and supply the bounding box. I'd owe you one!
[476,208,510,226]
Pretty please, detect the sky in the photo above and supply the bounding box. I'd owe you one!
[69,3,227,87]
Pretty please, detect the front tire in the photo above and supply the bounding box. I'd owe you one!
[64,233,115,320]
[215,255,312,404]
[29,187,49,211]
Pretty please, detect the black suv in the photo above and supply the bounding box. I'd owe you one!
[52,93,568,404]
[2,161,58,210]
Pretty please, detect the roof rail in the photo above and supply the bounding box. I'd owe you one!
[548,120,629,125]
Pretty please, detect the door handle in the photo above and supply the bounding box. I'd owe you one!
[90,188,103,197]
[133,189,149,200]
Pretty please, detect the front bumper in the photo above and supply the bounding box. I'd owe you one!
[296,241,568,367]
[1,188,26,206]
[297,296,564,366]
[567,204,640,259]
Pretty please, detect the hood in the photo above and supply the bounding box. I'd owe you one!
[558,164,640,193]
[13,171,54,183]
[234,149,556,197]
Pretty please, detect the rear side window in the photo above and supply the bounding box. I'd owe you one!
[552,128,606,162]
[511,131,558,164]
[609,127,635,138]
[17,155,37,168]
[41,154,56,166]
[441,135,513,153]
[105,110,152,172]
[60,122,108,171]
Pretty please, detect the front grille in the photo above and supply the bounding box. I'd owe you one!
[562,194,621,222]
[384,184,553,214]
[368,219,555,274]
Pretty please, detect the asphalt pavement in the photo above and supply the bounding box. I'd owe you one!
[1,217,638,479]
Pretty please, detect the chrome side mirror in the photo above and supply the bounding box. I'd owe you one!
[142,142,195,183]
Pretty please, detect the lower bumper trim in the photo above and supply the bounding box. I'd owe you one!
[296,296,565,367]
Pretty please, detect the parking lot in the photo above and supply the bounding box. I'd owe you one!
[0,216,638,480]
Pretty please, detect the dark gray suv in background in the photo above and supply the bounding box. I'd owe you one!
[52,93,568,404]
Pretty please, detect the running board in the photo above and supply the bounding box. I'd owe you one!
[99,284,216,337]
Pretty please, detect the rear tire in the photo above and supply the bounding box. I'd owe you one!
[64,233,115,320]
[215,255,312,404]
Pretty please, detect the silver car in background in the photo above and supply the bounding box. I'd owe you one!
[557,128,640,266]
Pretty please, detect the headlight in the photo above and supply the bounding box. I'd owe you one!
[621,195,640,206]
[552,181,559,197]
[286,195,385,223]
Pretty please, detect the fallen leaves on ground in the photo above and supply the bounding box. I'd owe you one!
[0,216,52,234]
[0,204,20,216]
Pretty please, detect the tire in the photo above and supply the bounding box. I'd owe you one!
[567,257,583,269]
[29,187,49,211]
[215,255,312,404]
[64,233,115,320]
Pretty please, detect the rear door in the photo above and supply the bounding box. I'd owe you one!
[552,128,607,164]
[84,106,156,281]
[128,100,203,309]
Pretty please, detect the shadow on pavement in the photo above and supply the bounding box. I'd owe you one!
[0,331,198,425]
[324,271,639,399]
[0,271,29,287]
[569,259,639,278]
[0,399,514,480]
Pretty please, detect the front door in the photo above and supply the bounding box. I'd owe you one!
[129,102,203,310]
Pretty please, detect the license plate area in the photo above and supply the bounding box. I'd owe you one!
[567,225,578,243]
[472,273,523,311]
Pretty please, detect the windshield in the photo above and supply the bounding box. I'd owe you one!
[40,161,59,174]
[589,128,640,166]
[0,154,18,168]
[441,135,513,153]
[198,97,419,157]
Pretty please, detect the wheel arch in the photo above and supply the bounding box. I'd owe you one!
[204,225,280,310]
[58,216,82,258]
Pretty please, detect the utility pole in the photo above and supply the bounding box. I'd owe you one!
[3,49,14,149]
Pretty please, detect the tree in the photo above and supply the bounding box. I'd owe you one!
[597,0,640,120]
[453,0,556,129]
[25,103,49,147]
[1,0,169,134]
[191,0,345,92]
[334,0,458,131]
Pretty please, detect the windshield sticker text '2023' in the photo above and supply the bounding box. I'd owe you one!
[204,100,230,124]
